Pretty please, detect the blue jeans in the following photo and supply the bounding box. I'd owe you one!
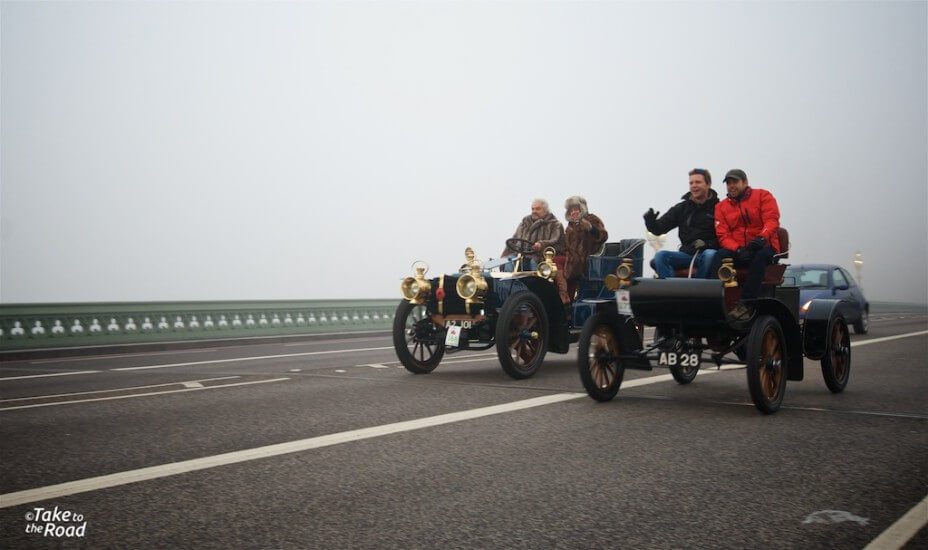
[653,249,718,279]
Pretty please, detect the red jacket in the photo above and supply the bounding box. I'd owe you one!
[714,187,781,253]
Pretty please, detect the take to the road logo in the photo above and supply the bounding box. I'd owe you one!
[24,506,88,538]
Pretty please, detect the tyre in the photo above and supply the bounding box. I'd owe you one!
[393,300,445,374]
[577,313,625,401]
[821,316,851,393]
[670,349,699,385]
[495,292,549,379]
[853,309,869,334]
[745,314,788,414]
[734,345,747,362]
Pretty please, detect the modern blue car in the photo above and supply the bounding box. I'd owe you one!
[784,264,869,333]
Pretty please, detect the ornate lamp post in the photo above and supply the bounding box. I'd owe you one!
[853,250,863,286]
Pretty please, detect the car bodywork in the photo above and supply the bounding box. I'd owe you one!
[393,240,644,379]
[785,263,869,334]
[577,250,853,414]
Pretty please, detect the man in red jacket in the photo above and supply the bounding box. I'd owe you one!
[712,169,781,319]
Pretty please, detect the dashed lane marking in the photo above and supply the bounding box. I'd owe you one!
[112,346,394,371]
[0,370,101,381]
[27,348,219,364]
[0,378,289,412]
[0,376,240,403]
[0,367,737,508]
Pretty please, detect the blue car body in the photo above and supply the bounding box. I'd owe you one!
[784,263,869,333]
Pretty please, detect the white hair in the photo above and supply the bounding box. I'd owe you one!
[531,198,549,212]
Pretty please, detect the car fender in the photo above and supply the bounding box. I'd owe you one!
[802,298,844,361]
[753,298,804,381]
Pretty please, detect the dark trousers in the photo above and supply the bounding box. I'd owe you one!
[711,246,776,299]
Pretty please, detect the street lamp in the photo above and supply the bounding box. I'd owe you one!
[853,250,863,286]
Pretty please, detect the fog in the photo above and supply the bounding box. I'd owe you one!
[2,1,926,304]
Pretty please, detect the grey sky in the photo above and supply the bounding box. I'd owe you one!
[1,1,926,304]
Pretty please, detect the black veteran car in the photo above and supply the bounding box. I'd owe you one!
[393,238,644,379]
[577,228,853,414]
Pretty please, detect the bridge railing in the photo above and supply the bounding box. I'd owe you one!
[0,299,399,351]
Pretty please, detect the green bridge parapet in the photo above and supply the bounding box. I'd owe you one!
[0,299,399,351]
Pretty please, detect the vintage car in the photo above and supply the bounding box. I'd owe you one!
[393,238,644,379]
[577,228,853,414]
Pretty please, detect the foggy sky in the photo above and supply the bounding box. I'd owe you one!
[2,1,926,304]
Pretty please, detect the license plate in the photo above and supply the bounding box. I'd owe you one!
[615,289,632,315]
[658,351,701,368]
[445,325,462,347]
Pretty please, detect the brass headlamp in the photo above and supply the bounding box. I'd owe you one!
[535,247,558,280]
[605,258,635,291]
[718,258,738,287]
[401,261,432,303]
[456,246,488,303]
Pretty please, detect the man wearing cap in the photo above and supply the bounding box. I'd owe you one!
[643,168,720,279]
[712,169,782,320]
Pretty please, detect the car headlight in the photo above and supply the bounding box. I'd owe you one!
[605,274,620,291]
[535,247,558,280]
[536,263,553,279]
[718,258,738,287]
[456,270,488,303]
[457,276,477,298]
[401,262,431,303]
[606,258,635,290]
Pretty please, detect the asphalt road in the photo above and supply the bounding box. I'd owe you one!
[1,311,926,549]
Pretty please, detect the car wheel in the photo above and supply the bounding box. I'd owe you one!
[853,309,868,334]
[670,349,700,385]
[821,316,851,393]
[577,313,625,401]
[393,300,445,374]
[495,292,549,379]
[745,314,788,414]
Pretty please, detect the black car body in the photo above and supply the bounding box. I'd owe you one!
[393,240,644,379]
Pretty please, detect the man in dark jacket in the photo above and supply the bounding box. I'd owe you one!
[643,168,719,278]
[712,168,782,319]
[501,198,565,263]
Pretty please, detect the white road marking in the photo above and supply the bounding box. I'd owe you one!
[852,330,928,347]
[181,382,204,388]
[334,370,346,373]
[0,329,923,512]
[0,378,289,412]
[0,366,744,508]
[368,352,498,369]
[358,364,390,369]
[0,370,101,381]
[112,346,394,371]
[28,348,219,364]
[0,377,240,403]
[290,369,302,372]
[283,335,391,347]
[863,495,928,550]
[0,392,582,509]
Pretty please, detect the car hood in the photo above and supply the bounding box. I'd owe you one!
[798,288,842,317]
[799,289,835,304]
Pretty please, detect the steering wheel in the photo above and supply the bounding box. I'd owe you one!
[505,238,536,255]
